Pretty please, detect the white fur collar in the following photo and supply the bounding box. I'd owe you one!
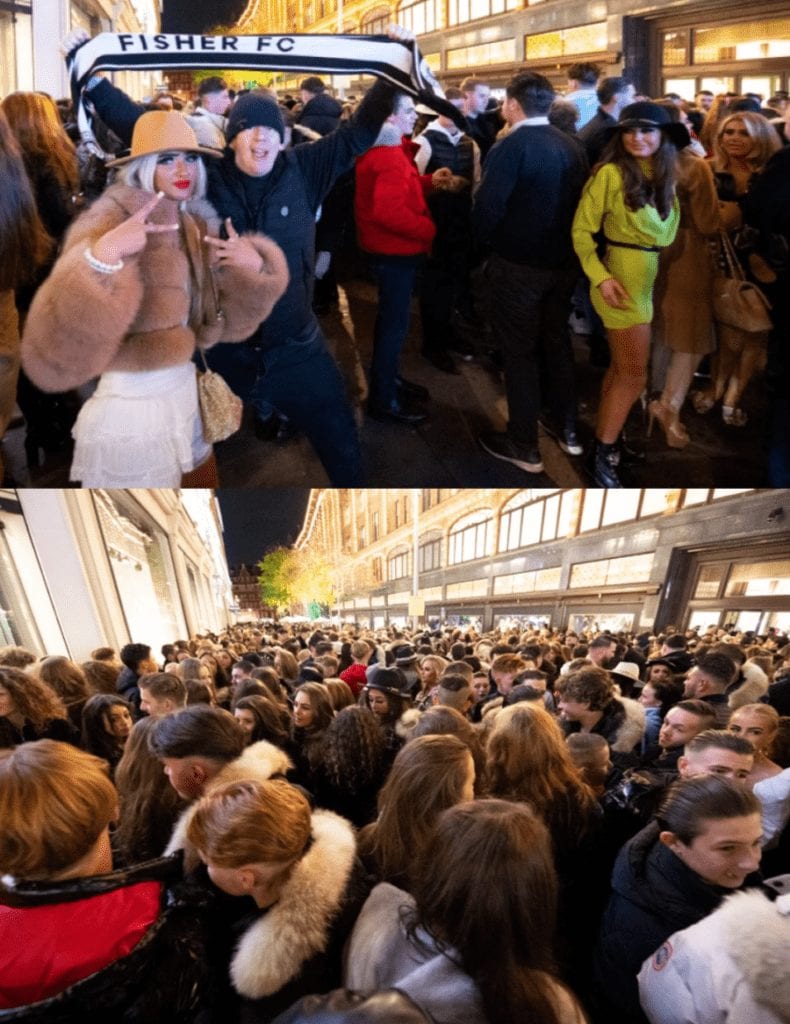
[610,696,646,753]
[164,741,293,861]
[719,890,790,1015]
[230,809,356,999]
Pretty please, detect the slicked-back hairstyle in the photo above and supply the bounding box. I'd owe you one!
[139,671,187,705]
[148,704,245,762]
[491,653,528,677]
[436,673,472,712]
[657,774,761,844]
[556,664,614,710]
[567,62,601,86]
[187,777,310,868]
[673,698,718,725]
[410,799,571,1024]
[505,71,555,117]
[685,728,755,757]
[0,740,117,879]
[695,652,738,688]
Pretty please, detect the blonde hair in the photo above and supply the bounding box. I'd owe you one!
[713,112,782,174]
[187,778,311,867]
[0,740,117,879]
[117,150,208,198]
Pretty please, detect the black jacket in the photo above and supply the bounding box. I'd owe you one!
[0,855,214,1023]
[577,107,616,165]
[296,92,343,138]
[472,124,588,268]
[115,665,141,717]
[593,821,761,1023]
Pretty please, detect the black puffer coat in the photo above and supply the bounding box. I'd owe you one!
[0,855,214,1023]
[296,92,343,138]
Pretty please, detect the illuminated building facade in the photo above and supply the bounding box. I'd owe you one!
[295,488,790,635]
[0,489,233,661]
[236,0,790,101]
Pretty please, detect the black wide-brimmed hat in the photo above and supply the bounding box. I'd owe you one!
[603,101,690,150]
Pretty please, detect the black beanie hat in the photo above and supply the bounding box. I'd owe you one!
[226,92,285,144]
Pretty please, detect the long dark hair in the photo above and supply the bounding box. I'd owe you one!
[599,130,678,220]
[0,108,52,290]
[410,800,578,1024]
[81,694,130,767]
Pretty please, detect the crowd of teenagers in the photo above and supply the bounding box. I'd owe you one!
[0,618,789,1023]
[1,29,788,488]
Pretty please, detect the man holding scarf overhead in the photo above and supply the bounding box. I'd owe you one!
[63,26,444,485]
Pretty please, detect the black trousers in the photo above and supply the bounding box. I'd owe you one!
[484,253,579,446]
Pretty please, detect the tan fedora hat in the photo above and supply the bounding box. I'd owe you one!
[107,110,223,167]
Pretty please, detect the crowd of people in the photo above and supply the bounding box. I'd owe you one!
[1,32,788,487]
[0,617,788,1022]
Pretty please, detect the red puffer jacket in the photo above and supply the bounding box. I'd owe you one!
[355,128,436,256]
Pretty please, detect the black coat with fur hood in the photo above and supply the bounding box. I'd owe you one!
[21,183,288,392]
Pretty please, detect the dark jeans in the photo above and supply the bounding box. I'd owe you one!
[202,322,363,485]
[368,256,420,407]
[485,253,579,446]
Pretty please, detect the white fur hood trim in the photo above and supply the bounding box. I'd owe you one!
[230,809,357,999]
[719,890,790,1017]
[164,740,293,860]
[728,662,769,710]
[610,696,646,753]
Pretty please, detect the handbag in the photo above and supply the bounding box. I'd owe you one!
[712,230,773,334]
[196,348,243,444]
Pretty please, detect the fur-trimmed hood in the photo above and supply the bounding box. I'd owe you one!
[164,740,292,870]
[720,890,790,1018]
[728,662,769,711]
[231,809,357,1000]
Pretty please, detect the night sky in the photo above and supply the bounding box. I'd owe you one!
[217,490,310,567]
[161,0,249,32]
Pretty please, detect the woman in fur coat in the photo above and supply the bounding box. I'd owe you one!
[186,776,370,1024]
[21,110,288,487]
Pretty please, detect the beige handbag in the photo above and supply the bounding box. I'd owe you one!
[196,348,243,444]
[712,230,773,335]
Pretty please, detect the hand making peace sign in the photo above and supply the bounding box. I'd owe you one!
[91,192,178,265]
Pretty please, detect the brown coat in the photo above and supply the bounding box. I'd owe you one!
[21,184,288,392]
[653,153,720,355]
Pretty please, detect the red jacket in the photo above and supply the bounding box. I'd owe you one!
[355,130,436,256]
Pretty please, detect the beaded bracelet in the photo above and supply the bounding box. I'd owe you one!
[84,247,124,275]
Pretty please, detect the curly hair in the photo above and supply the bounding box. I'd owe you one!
[0,666,67,732]
[322,705,387,793]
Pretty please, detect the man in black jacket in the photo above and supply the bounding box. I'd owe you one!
[473,71,588,474]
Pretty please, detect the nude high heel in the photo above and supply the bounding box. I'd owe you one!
[647,399,690,450]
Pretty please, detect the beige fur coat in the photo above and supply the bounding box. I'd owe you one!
[21,183,288,391]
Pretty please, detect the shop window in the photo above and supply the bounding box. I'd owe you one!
[579,490,604,532]
[698,76,736,96]
[447,38,515,68]
[419,537,442,572]
[663,78,696,102]
[361,10,391,33]
[93,492,185,655]
[526,22,606,61]
[569,552,654,588]
[725,559,790,597]
[387,550,410,580]
[448,0,517,27]
[694,564,725,599]
[601,490,641,527]
[682,488,710,507]
[662,30,688,67]
[446,578,488,598]
[694,18,790,64]
[1,4,32,95]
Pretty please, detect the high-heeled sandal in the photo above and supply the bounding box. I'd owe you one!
[647,399,690,449]
[690,390,715,415]
[722,406,748,427]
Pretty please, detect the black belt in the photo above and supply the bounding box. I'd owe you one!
[604,236,663,253]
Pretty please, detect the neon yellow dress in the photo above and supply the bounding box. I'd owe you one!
[572,162,680,329]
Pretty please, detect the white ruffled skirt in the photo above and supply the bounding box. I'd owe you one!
[70,363,212,487]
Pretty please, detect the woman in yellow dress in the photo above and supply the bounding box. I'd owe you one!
[573,102,689,487]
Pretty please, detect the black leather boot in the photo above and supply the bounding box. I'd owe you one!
[592,441,622,487]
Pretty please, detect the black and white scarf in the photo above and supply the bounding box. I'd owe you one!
[68,31,444,149]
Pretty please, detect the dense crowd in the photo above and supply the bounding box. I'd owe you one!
[1,31,788,487]
[0,618,788,1023]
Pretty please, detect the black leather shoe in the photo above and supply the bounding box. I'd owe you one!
[275,415,301,443]
[396,376,430,401]
[254,413,279,441]
[422,349,459,374]
[590,442,622,487]
[619,429,646,464]
[368,399,428,425]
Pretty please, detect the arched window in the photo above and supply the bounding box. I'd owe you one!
[419,531,443,572]
[387,545,411,580]
[498,490,579,551]
[361,6,392,34]
[448,510,491,565]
